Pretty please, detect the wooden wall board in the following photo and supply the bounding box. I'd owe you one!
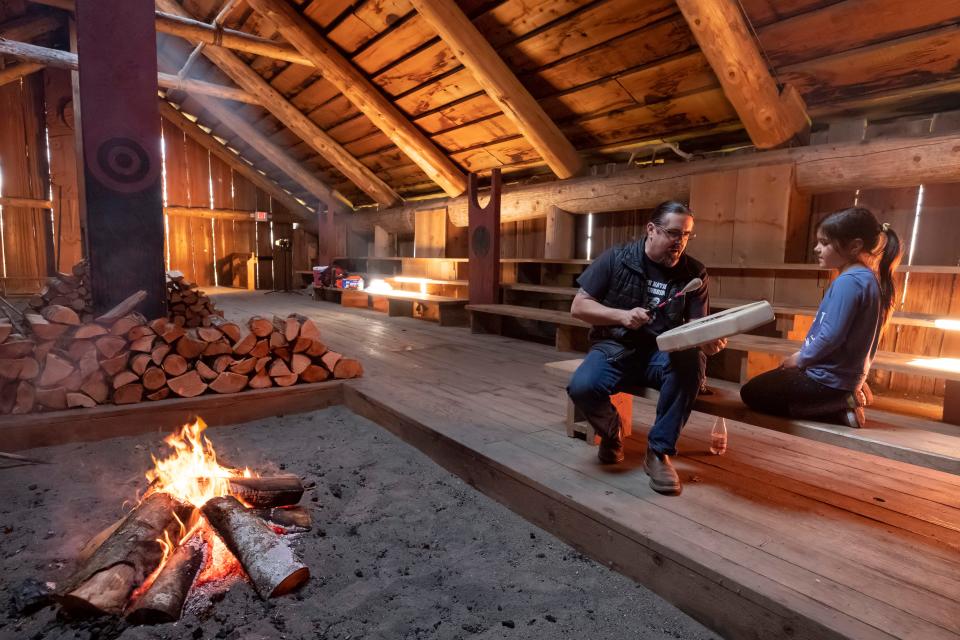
[545,206,575,260]
[912,182,960,266]
[688,170,738,264]
[256,219,274,290]
[190,216,215,286]
[208,153,234,210]
[0,75,48,293]
[43,69,84,273]
[414,207,447,258]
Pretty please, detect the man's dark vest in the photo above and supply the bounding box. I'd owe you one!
[590,239,706,345]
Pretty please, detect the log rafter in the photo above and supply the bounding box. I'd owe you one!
[675,0,810,149]
[0,37,258,104]
[29,0,313,66]
[243,0,468,199]
[157,0,399,207]
[408,0,582,180]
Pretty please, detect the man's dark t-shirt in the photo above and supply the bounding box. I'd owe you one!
[576,245,709,339]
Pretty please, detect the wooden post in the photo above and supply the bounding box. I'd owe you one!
[317,202,335,267]
[468,170,501,305]
[544,205,575,259]
[75,0,166,318]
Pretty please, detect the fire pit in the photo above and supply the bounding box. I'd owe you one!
[58,419,310,624]
[1,407,718,640]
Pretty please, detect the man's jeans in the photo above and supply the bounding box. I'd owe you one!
[566,345,705,456]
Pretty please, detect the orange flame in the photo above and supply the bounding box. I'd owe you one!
[145,418,253,508]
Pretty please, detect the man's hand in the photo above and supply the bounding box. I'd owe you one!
[781,351,801,368]
[619,307,651,330]
[701,337,727,356]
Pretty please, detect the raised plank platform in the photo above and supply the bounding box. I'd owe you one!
[189,290,960,639]
[545,359,960,475]
[338,288,468,326]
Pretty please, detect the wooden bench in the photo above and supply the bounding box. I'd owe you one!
[341,289,468,326]
[724,334,960,424]
[545,359,960,474]
[466,303,590,351]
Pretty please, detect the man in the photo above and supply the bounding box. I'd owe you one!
[566,201,726,496]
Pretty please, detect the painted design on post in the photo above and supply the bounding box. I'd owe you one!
[471,226,491,257]
[94,137,153,192]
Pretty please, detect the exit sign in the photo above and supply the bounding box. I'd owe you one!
[253,211,270,221]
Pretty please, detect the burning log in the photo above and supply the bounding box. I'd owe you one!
[257,505,312,532]
[201,496,309,598]
[126,536,204,626]
[59,493,192,617]
[228,474,304,508]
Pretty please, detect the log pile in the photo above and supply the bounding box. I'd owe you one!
[0,291,362,414]
[28,260,93,323]
[165,271,223,328]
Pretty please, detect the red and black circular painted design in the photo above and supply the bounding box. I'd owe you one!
[471,226,491,257]
[91,137,157,193]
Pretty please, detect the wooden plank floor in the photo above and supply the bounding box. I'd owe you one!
[210,289,960,640]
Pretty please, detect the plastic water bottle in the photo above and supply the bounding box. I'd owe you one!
[710,417,728,455]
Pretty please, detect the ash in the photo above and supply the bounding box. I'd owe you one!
[0,407,718,640]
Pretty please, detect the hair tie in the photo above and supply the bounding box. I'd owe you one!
[881,222,891,232]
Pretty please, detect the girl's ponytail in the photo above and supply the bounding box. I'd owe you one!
[877,223,902,327]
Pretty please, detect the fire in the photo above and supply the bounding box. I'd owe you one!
[364,278,393,293]
[145,418,252,508]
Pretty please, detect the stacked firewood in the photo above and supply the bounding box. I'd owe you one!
[166,271,222,328]
[28,260,93,322]
[0,291,361,414]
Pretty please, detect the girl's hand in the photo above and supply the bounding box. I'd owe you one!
[781,351,801,369]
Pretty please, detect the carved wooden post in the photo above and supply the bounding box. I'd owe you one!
[468,169,501,305]
[75,0,166,317]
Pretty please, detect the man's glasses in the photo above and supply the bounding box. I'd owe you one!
[654,224,696,241]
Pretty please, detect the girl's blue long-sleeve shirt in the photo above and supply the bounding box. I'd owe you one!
[796,265,884,391]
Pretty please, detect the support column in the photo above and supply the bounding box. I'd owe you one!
[75,0,166,317]
[468,170,501,305]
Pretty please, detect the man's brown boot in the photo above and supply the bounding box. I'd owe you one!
[597,424,624,464]
[643,449,681,495]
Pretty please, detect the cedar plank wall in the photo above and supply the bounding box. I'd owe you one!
[43,69,83,273]
[0,75,48,294]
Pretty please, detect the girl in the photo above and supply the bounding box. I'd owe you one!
[740,207,902,428]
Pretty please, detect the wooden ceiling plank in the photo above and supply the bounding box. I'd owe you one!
[757,0,960,67]
[676,0,810,148]
[779,23,960,107]
[613,51,717,106]
[157,0,401,206]
[159,102,315,218]
[500,0,675,72]
[409,0,582,178]
[245,0,468,196]
[0,61,45,87]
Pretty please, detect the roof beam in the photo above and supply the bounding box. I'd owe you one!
[156,0,401,207]
[0,61,44,87]
[676,0,809,149]
[158,100,318,219]
[0,11,62,41]
[408,0,582,180]
[0,37,258,103]
[29,0,313,66]
[243,0,468,198]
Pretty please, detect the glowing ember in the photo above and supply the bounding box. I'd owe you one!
[365,278,393,293]
[145,418,252,508]
[194,526,244,588]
